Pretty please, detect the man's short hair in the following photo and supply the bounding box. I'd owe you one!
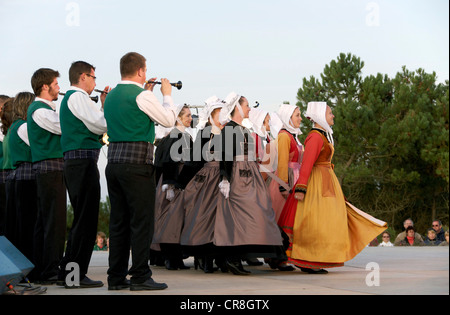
[31,68,60,96]
[120,52,146,78]
[0,95,10,103]
[69,61,96,85]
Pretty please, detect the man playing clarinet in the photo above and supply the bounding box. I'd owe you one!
[59,61,109,288]
[104,52,177,291]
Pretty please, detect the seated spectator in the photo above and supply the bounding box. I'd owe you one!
[439,231,449,247]
[397,226,425,247]
[432,220,446,242]
[378,232,394,247]
[394,218,424,246]
[93,232,108,251]
[424,228,441,246]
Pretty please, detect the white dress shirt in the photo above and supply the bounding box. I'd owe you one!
[17,123,30,146]
[67,86,107,135]
[0,122,4,142]
[32,97,62,135]
[120,81,177,128]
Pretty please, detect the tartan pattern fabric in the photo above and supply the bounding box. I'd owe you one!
[107,142,154,165]
[64,149,101,162]
[32,158,64,174]
[14,162,35,181]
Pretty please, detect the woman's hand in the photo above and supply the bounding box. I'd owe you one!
[295,192,305,201]
[281,191,290,199]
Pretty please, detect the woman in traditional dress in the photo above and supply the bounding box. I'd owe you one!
[180,96,226,273]
[249,108,271,164]
[267,105,303,222]
[152,104,193,270]
[216,92,286,275]
[279,102,387,274]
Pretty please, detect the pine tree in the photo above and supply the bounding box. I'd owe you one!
[296,53,449,233]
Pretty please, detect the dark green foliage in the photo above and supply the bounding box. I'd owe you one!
[297,53,449,234]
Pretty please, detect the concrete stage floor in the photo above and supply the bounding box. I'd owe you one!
[41,246,448,296]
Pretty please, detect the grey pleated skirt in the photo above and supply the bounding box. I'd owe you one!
[215,159,283,248]
[152,177,185,248]
[180,161,220,246]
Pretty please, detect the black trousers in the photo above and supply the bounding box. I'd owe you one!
[33,171,67,281]
[14,179,38,262]
[4,179,18,247]
[60,159,100,280]
[0,182,5,236]
[106,163,155,286]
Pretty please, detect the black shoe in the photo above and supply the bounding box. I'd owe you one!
[299,267,328,274]
[65,276,104,289]
[276,262,295,272]
[194,257,204,270]
[204,257,217,274]
[130,278,168,291]
[108,279,131,291]
[244,258,264,266]
[35,275,58,285]
[215,259,229,273]
[268,259,294,272]
[165,259,178,270]
[226,260,251,276]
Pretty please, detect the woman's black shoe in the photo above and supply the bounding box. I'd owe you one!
[204,257,215,274]
[226,260,251,276]
[194,257,205,270]
[299,267,328,274]
[244,258,264,266]
[165,259,178,270]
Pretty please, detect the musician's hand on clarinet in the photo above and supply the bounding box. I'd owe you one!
[144,77,157,92]
[100,86,111,107]
[160,78,172,96]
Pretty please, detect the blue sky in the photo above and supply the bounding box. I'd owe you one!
[1,0,448,199]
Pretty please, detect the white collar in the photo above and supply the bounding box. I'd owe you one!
[119,80,144,88]
[35,97,56,110]
[68,86,90,96]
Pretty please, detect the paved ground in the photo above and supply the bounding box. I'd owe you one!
[37,247,448,295]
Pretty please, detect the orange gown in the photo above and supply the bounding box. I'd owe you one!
[278,129,387,269]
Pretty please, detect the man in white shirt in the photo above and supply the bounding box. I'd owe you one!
[59,61,109,289]
[104,52,176,291]
[28,68,67,285]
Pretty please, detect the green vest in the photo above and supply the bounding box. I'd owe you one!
[7,120,32,167]
[27,100,63,162]
[60,90,102,153]
[104,84,155,143]
[2,131,15,170]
